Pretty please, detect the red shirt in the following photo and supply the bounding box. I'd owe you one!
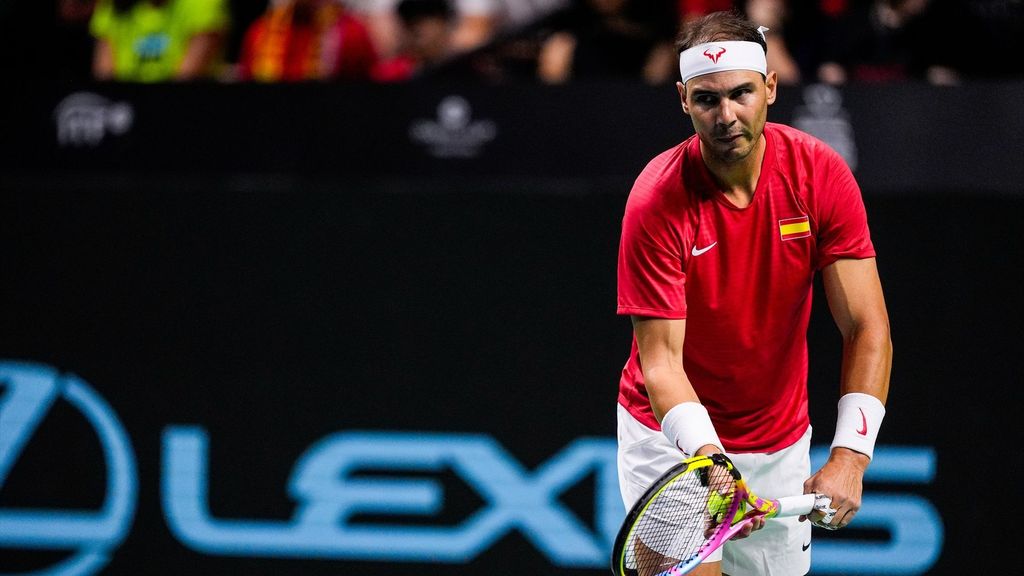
[617,123,875,453]
[239,12,377,82]
[371,55,417,83]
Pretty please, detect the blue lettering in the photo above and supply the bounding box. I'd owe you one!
[810,446,943,574]
[163,428,619,566]
[1,358,944,575]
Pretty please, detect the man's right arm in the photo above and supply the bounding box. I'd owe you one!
[632,316,720,457]
[634,316,763,540]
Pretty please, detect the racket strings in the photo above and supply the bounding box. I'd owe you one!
[625,462,737,576]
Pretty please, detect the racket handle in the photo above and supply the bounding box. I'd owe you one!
[775,494,818,517]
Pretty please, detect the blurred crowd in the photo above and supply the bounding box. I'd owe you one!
[55,0,1024,85]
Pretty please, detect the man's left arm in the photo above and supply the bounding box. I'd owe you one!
[804,257,892,529]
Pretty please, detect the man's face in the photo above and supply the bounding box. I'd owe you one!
[408,17,450,62]
[678,69,778,165]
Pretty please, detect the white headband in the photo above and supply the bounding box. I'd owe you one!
[679,37,768,84]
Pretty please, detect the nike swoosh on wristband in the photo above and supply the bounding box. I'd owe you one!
[674,439,691,457]
[802,542,811,552]
[691,241,718,256]
[856,408,868,436]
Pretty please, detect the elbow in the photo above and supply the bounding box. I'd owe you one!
[642,364,680,397]
[845,317,892,357]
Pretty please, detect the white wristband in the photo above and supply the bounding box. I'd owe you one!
[661,402,723,458]
[830,392,885,460]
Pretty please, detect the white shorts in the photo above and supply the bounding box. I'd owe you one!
[617,404,812,576]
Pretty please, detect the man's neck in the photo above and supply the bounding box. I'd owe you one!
[700,134,766,209]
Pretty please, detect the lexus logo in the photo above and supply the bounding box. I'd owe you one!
[0,361,137,576]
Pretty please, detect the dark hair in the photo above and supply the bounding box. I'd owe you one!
[675,10,767,54]
[396,0,453,25]
[112,0,158,13]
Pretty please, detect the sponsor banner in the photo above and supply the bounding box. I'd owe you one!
[0,362,939,575]
[2,187,1020,574]
[3,81,1024,193]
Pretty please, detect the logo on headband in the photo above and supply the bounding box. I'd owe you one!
[703,46,727,64]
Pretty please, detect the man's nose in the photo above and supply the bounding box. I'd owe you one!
[717,100,737,125]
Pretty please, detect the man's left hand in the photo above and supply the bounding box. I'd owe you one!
[801,447,869,530]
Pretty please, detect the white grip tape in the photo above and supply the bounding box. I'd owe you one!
[661,402,722,458]
[775,494,835,519]
[775,494,816,517]
[830,392,885,460]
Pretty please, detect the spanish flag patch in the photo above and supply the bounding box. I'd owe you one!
[778,216,811,241]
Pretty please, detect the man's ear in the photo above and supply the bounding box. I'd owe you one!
[677,81,690,115]
[765,71,778,105]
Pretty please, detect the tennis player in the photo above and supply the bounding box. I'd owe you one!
[615,11,892,576]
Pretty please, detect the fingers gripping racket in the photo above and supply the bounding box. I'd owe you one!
[610,453,833,576]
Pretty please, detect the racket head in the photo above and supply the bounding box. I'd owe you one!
[610,454,742,576]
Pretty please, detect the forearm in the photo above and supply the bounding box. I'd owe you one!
[644,364,721,456]
[830,321,891,464]
[643,364,701,423]
[838,320,892,402]
[824,258,892,403]
[809,325,888,527]
[632,317,722,456]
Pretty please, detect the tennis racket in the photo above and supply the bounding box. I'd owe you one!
[610,453,834,576]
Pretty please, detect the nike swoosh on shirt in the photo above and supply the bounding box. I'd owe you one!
[691,242,718,256]
[802,542,811,552]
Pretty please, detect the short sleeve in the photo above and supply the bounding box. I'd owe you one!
[815,149,876,269]
[617,190,688,318]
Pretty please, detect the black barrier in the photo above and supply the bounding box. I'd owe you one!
[2,82,1023,576]
[7,80,1024,193]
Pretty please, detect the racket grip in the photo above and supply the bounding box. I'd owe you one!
[775,494,818,517]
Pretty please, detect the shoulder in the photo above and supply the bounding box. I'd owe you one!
[625,138,693,216]
[177,0,230,26]
[177,0,228,11]
[767,122,847,170]
[241,14,269,45]
[89,0,115,37]
[338,11,373,39]
[767,123,855,203]
[767,124,864,224]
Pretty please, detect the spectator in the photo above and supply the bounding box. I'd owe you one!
[238,0,378,82]
[348,0,567,60]
[371,0,455,82]
[816,0,961,85]
[90,0,229,82]
[677,0,734,23]
[538,0,678,85]
[446,0,498,52]
[344,0,402,58]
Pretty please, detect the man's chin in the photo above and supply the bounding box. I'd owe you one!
[713,145,753,164]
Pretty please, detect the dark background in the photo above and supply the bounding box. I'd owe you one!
[2,81,1023,574]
